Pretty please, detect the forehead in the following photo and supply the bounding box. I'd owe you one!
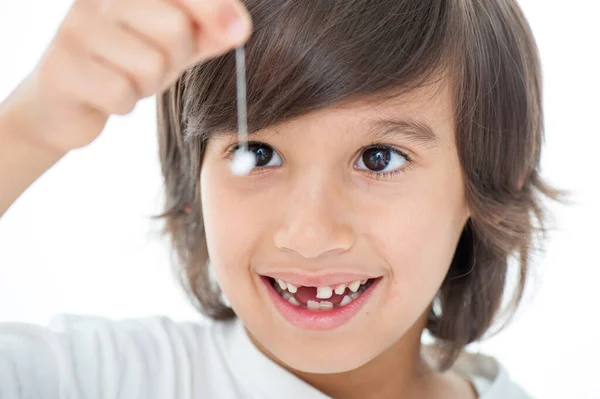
[276,79,456,147]
[210,78,455,148]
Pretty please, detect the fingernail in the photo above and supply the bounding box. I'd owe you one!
[228,19,248,41]
[220,3,248,41]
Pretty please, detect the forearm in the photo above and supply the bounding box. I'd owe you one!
[0,87,66,217]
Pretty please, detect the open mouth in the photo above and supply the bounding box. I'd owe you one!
[260,274,383,330]
[267,277,378,311]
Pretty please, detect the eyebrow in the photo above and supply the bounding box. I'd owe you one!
[211,116,440,149]
[366,117,440,149]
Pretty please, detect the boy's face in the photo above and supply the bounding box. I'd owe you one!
[200,81,469,373]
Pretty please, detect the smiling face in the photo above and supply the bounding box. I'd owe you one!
[199,81,470,373]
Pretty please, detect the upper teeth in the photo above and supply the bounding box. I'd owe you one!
[334,284,346,295]
[286,283,298,293]
[348,280,361,292]
[275,278,370,299]
[276,279,287,291]
[316,286,333,299]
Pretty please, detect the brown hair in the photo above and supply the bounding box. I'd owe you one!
[156,0,562,369]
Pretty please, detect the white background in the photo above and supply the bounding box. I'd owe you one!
[0,1,599,397]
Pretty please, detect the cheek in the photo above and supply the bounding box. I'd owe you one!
[200,164,277,311]
[200,167,255,284]
[368,178,467,306]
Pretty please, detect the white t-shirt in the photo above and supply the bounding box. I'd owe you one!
[0,314,531,398]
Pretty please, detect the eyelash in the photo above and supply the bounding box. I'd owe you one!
[226,141,414,179]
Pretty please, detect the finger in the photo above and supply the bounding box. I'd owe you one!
[104,0,197,73]
[174,0,253,56]
[52,43,138,116]
[81,13,169,98]
[69,6,168,98]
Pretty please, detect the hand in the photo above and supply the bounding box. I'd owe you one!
[14,0,252,154]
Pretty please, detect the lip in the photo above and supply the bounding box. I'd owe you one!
[262,271,380,287]
[259,275,382,331]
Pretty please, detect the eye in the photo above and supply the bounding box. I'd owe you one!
[356,145,407,172]
[232,142,282,168]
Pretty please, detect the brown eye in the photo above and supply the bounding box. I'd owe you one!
[234,142,282,167]
[356,146,407,172]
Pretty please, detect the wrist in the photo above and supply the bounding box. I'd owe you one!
[0,81,69,161]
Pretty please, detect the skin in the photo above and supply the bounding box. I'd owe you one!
[200,81,476,398]
[0,0,253,216]
[0,0,474,397]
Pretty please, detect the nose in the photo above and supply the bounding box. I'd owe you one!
[273,176,355,259]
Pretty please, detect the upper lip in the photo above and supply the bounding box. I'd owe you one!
[260,271,381,287]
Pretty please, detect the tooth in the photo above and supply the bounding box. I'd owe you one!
[350,291,360,300]
[319,301,334,310]
[316,286,333,299]
[276,279,288,291]
[340,295,352,307]
[360,279,368,285]
[307,300,320,310]
[334,284,346,295]
[286,283,298,293]
[287,296,300,306]
[348,280,361,292]
[282,291,291,300]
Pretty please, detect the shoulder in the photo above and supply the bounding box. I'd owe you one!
[0,313,230,398]
[451,350,532,399]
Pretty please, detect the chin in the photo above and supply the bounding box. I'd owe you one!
[275,345,374,374]
[256,327,382,374]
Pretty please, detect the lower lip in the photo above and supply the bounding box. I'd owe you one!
[260,276,381,331]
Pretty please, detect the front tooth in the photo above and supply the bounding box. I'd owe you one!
[334,284,346,295]
[287,296,300,306]
[319,301,334,310]
[286,283,298,293]
[316,286,333,299]
[348,280,361,292]
[340,295,353,307]
[276,279,288,291]
[307,300,320,310]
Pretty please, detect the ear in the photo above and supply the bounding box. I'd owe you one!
[490,170,527,225]
[517,171,526,191]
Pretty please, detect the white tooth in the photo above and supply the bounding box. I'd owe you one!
[350,291,360,300]
[334,284,346,295]
[340,295,353,307]
[287,296,300,306]
[276,279,288,291]
[286,283,298,293]
[348,280,361,292]
[360,279,368,285]
[307,300,320,310]
[282,291,291,300]
[316,286,333,299]
[319,301,334,310]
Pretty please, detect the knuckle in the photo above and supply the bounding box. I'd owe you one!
[159,12,193,54]
[59,13,82,44]
[164,10,191,39]
[60,1,90,39]
[135,51,167,97]
[113,98,135,115]
[108,77,137,114]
